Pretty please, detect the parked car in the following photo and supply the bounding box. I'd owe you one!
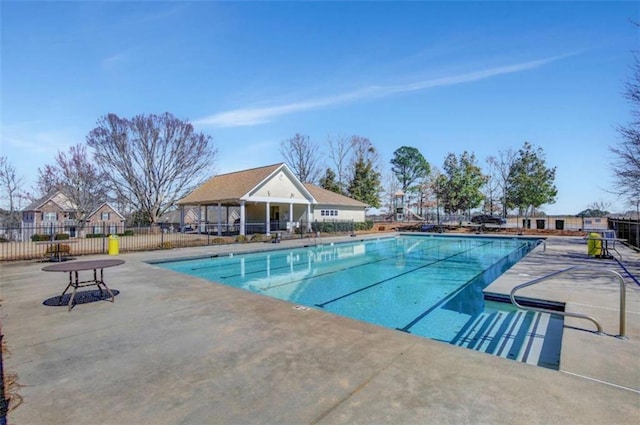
[471,215,506,225]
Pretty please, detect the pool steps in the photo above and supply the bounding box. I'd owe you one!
[451,309,563,369]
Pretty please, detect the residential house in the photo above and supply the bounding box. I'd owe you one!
[21,191,124,240]
[85,202,126,235]
[177,163,368,236]
[158,207,199,232]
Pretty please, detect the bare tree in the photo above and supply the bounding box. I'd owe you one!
[346,136,382,208]
[37,144,110,227]
[487,148,517,218]
[327,135,353,194]
[280,133,321,183]
[612,54,640,203]
[349,135,382,170]
[86,113,217,224]
[483,156,502,215]
[381,172,400,215]
[35,164,60,197]
[0,156,24,227]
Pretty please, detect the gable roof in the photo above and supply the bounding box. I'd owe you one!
[178,163,295,205]
[178,163,368,208]
[22,191,76,212]
[158,207,199,224]
[86,202,126,220]
[303,184,368,208]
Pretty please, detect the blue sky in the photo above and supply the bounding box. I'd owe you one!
[1,1,638,214]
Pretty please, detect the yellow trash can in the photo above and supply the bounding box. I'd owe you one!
[108,235,119,256]
[587,232,601,257]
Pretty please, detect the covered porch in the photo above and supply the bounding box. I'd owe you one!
[176,164,319,237]
[179,200,313,237]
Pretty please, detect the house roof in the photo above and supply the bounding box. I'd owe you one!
[303,184,368,208]
[158,208,198,224]
[178,163,285,205]
[86,202,126,220]
[178,163,368,209]
[22,191,76,212]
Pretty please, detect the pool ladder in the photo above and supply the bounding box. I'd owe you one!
[509,266,627,339]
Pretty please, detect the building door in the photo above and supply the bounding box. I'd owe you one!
[270,206,280,231]
[555,220,564,230]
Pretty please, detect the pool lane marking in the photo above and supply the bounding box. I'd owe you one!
[397,241,528,333]
[188,238,399,271]
[213,239,428,278]
[256,240,459,290]
[315,241,493,308]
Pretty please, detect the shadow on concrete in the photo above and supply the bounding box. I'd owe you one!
[42,289,120,308]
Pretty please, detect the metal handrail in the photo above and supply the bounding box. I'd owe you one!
[509,266,627,338]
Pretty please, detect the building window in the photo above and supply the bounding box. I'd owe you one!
[44,212,57,221]
[93,226,101,234]
[320,209,339,217]
[102,212,110,221]
[595,218,601,223]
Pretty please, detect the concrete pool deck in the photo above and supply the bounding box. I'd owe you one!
[1,234,639,424]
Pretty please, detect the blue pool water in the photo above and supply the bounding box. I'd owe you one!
[156,235,562,368]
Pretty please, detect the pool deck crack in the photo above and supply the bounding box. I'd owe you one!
[310,341,419,425]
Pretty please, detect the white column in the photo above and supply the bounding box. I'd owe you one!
[179,205,185,232]
[265,202,271,236]
[289,203,294,233]
[240,201,246,236]
[197,204,202,234]
[307,204,312,232]
[217,203,222,236]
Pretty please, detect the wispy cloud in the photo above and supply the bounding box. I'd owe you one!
[195,54,572,128]
[102,52,128,69]
[137,6,185,24]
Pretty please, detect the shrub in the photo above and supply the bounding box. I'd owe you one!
[250,234,270,242]
[160,241,173,249]
[54,233,69,240]
[235,235,247,243]
[31,234,52,242]
[86,233,105,239]
[354,220,373,231]
[211,237,227,244]
[123,230,135,236]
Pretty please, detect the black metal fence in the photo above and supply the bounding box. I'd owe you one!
[0,220,370,261]
[609,218,640,249]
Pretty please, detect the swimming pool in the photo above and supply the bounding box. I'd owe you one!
[156,235,562,369]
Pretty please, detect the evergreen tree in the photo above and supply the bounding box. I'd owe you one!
[347,158,381,208]
[506,142,557,220]
[319,168,342,194]
[390,146,431,192]
[436,152,485,215]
